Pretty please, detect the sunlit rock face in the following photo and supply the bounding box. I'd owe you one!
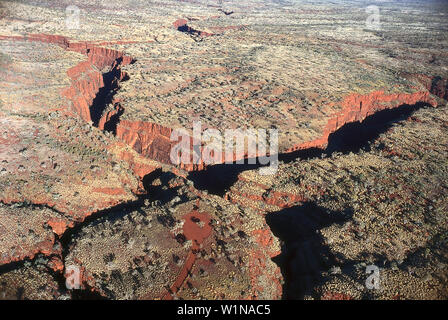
[0,0,447,300]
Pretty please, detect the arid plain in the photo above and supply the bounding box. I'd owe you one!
[0,0,447,299]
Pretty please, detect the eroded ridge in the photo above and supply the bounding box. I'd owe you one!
[1,0,448,301]
[3,29,445,175]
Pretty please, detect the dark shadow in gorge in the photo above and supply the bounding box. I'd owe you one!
[0,169,185,300]
[430,76,448,100]
[265,202,352,299]
[176,24,210,42]
[177,24,204,37]
[187,102,432,196]
[90,57,132,132]
[59,170,181,252]
[142,168,190,205]
[323,101,431,155]
[54,169,187,299]
[218,9,234,15]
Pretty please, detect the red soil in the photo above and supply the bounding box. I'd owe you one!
[153,209,212,300]
[173,19,214,37]
[6,34,441,177]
